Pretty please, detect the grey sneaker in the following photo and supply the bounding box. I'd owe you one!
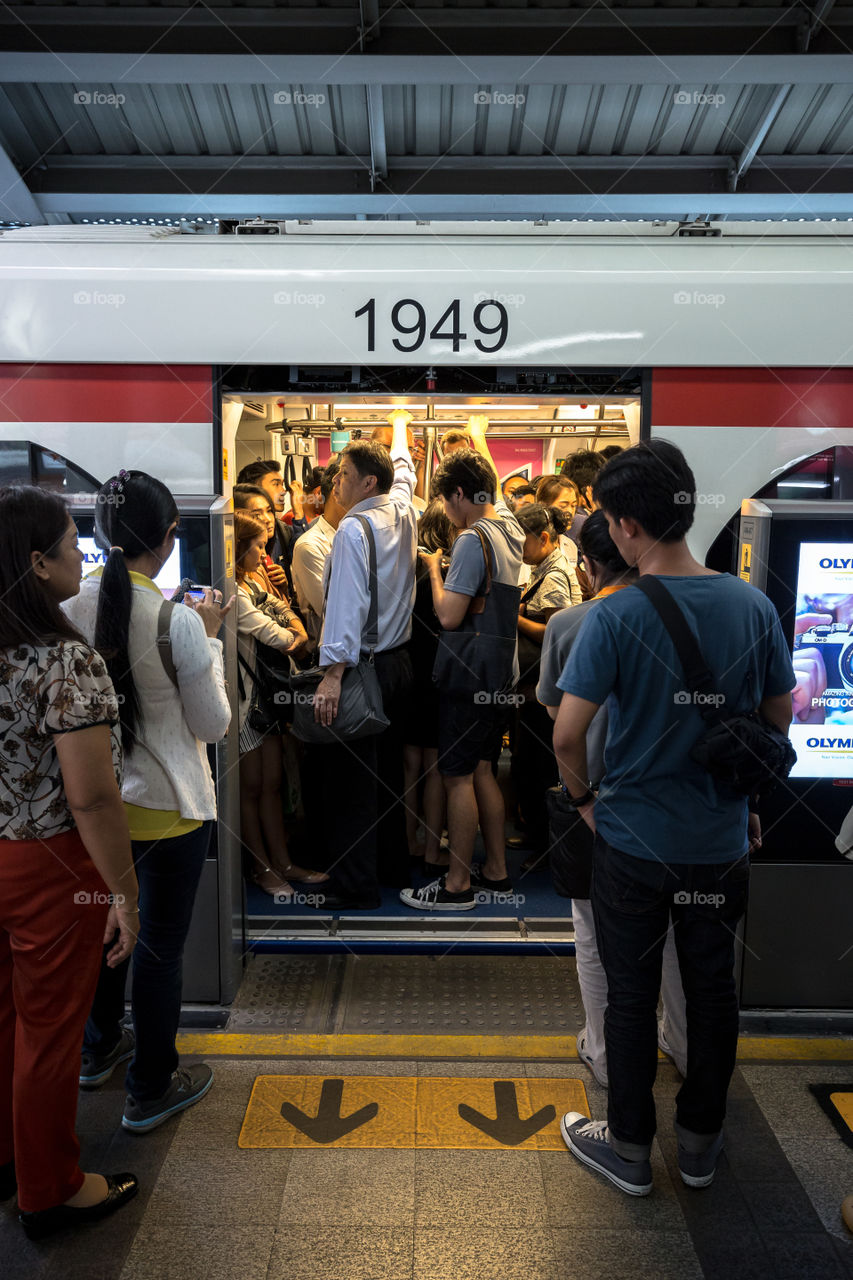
[678,1131,724,1188]
[399,877,476,912]
[560,1112,653,1196]
[576,1028,609,1089]
[79,1028,135,1089]
[122,1064,213,1133]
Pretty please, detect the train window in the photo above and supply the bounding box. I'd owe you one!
[706,446,851,573]
[31,446,99,496]
[0,441,30,487]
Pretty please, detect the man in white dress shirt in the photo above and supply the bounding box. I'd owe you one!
[291,462,345,644]
[310,418,418,908]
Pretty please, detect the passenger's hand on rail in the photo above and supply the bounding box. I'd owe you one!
[104,903,139,968]
[189,590,235,638]
[314,672,342,725]
[411,438,426,468]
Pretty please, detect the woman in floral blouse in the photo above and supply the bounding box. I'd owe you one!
[0,485,139,1239]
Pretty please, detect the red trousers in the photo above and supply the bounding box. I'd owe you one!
[0,829,109,1211]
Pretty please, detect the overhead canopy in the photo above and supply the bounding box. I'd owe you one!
[1,4,853,225]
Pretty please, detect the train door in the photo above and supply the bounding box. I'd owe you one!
[220,363,640,954]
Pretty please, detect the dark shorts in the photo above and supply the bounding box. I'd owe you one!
[437,699,507,778]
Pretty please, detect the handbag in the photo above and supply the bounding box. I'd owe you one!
[289,515,390,744]
[633,575,796,800]
[432,522,521,701]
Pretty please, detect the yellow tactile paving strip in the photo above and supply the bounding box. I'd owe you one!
[177,1031,853,1062]
[238,1074,589,1149]
[829,1091,853,1131]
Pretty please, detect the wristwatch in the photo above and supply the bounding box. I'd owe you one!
[564,786,596,810]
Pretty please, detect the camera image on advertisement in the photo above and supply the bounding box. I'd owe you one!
[796,623,853,708]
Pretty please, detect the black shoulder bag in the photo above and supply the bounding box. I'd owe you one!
[432,522,522,700]
[289,514,390,743]
[633,576,796,800]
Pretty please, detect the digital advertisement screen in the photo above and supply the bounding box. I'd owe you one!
[791,541,853,779]
[78,537,183,595]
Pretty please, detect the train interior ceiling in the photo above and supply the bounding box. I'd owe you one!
[228,389,638,478]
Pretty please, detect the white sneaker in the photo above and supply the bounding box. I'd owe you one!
[576,1028,608,1089]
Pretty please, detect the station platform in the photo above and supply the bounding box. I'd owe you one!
[3,954,853,1280]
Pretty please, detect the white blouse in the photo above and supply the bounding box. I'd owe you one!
[65,572,231,821]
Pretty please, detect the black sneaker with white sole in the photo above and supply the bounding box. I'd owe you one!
[468,865,514,897]
[79,1027,135,1089]
[399,877,476,911]
[122,1063,213,1132]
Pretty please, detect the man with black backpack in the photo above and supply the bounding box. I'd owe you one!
[552,440,795,1196]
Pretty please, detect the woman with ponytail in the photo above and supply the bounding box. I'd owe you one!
[64,470,233,1134]
[0,485,139,1238]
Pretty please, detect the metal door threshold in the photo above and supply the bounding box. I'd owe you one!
[247,914,576,953]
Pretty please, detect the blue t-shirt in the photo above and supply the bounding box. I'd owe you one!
[557,574,795,864]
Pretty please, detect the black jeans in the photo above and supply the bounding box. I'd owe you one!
[590,833,749,1159]
[511,696,559,847]
[83,822,211,1101]
[319,647,413,900]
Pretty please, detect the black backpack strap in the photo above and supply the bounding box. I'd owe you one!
[156,599,179,689]
[632,576,724,723]
[351,514,380,654]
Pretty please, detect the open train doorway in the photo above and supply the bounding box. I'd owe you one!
[218,364,641,952]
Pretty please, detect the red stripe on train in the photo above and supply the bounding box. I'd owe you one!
[0,365,213,423]
[652,368,853,430]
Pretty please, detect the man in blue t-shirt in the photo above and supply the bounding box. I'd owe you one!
[552,439,795,1197]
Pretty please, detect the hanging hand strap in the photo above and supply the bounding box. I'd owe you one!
[632,576,726,724]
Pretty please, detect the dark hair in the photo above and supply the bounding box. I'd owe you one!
[561,450,604,493]
[536,474,580,507]
[306,465,325,493]
[501,473,527,493]
[342,441,394,494]
[592,439,695,543]
[233,482,272,510]
[417,499,457,554]
[320,461,339,503]
[93,470,179,753]
[597,444,624,461]
[516,501,568,542]
[440,429,469,449]
[511,483,537,501]
[432,450,498,505]
[577,509,632,579]
[0,486,84,649]
[236,458,282,487]
[234,510,268,567]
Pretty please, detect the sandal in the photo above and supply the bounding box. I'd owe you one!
[276,863,329,885]
[251,867,294,898]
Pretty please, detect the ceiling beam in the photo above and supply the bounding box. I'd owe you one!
[0,140,45,224]
[31,191,853,220]
[366,84,387,187]
[3,53,853,86]
[729,84,792,191]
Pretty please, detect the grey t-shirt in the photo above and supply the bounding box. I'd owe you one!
[537,598,608,785]
[444,498,524,685]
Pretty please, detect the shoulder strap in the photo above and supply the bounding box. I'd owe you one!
[351,514,380,652]
[465,524,493,617]
[156,599,179,689]
[632,577,724,722]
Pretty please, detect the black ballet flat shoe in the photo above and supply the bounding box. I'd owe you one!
[0,1160,16,1200]
[20,1173,138,1240]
